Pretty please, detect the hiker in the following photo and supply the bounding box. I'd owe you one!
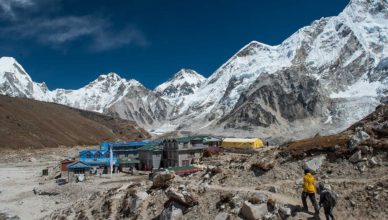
[302,169,319,215]
[319,182,337,220]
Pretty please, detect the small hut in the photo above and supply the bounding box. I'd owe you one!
[67,161,91,182]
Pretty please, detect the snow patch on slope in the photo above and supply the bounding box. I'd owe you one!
[330,78,385,98]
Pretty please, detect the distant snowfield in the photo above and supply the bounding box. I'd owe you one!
[330,79,385,99]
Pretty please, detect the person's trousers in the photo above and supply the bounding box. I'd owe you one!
[301,192,319,213]
[323,206,335,220]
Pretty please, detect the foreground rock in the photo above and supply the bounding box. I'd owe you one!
[303,155,326,173]
[241,201,267,220]
[160,202,183,220]
[152,172,176,189]
[165,187,198,207]
[349,150,362,163]
[349,131,370,149]
[215,212,231,220]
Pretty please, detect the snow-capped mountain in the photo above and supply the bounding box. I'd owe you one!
[155,0,388,138]
[50,73,142,113]
[0,58,169,127]
[0,0,387,141]
[0,57,48,100]
[155,69,205,99]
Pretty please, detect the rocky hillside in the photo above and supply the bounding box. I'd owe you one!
[285,104,388,156]
[0,95,150,149]
[0,0,387,141]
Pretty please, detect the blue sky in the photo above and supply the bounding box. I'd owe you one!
[0,0,349,90]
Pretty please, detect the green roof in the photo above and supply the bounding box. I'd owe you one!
[175,137,191,143]
[138,144,162,152]
[170,135,211,143]
[117,158,140,164]
[165,165,195,171]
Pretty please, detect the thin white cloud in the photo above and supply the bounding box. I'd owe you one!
[0,0,34,18]
[92,26,148,51]
[0,0,148,51]
[1,14,148,51]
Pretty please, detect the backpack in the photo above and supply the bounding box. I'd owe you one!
[326,190,338,207]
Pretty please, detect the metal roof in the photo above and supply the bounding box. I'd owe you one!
[67,161,91,169]
[165,135,210,143]
[117,158,140,164]
[138,144,163,152]
[80,158,112,166]
[203,137,222,143]
[100,141,160,147]
[222,138,261,142]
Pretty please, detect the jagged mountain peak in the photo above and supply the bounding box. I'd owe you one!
[173,68,204,79]
[0,56,18,66]
[171,69,206,83]
[155,69,206,99]
[0,57,29,77]
[347,0,387,9]
[93,72,143,88]
[97,72,122,80]
[0,56,41,99]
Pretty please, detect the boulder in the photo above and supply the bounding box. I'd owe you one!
[266,198,278,213]
[219,192,234,203]
[152,172,175,189]
[369,157,379,166]
[160,203,183,220]
[357,163,366,172]
[165,187,198,207]
[230,196,243,209]
[268,186,279,193]
[215,212,230,220]
[349,150,362,163]
[303,155,326,173]
[349,131,370,149]
[130,191,148,213]
[279,206,292,217]
[211,167,223,174]
[248,193,268,204]
[358,145,370,154]
[241,201,268,220]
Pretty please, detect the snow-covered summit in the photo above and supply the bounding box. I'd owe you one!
[51,72,146,113]
[155,69,206,99]
[0,57,28,74]
[0,56,48,99]
[0,58,147,113]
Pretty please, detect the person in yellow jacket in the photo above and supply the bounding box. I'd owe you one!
[302,169,320,215]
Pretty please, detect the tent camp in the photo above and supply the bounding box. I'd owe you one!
[221,138,264,150]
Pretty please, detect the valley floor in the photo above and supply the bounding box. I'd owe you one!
[0,147,147,220]
[1,144,386,220]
